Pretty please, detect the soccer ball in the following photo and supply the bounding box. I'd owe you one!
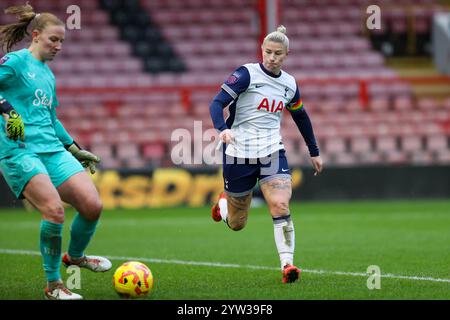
[112,261,154,298]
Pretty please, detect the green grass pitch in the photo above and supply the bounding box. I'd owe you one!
[0,200,449,300]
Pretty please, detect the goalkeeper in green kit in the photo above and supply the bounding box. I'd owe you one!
[0,3,111,300]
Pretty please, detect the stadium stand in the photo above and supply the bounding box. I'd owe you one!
[0,0,449,169]
[99,0,185,74]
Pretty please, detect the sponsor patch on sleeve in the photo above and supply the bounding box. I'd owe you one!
[0,56,10,65]
[225,71,241,85]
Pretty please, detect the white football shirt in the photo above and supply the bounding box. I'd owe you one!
[221,63,299,158]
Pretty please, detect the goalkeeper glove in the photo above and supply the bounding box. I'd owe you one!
[66,141,100,174]
[1,97,25,141]
[6,110,25,141]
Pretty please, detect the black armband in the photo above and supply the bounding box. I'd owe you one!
[0,98,14,114]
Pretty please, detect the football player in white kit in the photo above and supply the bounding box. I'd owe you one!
[209,26,323,283]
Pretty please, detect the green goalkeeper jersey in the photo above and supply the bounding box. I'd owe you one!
[0,48,72,159]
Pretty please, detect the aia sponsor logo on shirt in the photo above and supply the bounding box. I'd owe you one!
[0,56,10,65]
[257,98,284,113]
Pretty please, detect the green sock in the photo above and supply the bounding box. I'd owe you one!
[68,213,98,259]
[40,220,63,282]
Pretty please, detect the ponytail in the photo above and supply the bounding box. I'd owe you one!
[0,3,36,52]
[0,2,64,53]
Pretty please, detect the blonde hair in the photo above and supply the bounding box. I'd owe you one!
[0,2,64,52]
[262,25,289,51]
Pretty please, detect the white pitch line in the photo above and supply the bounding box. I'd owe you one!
[1,248,449,284]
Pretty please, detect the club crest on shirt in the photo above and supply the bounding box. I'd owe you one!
[0,56,10,65]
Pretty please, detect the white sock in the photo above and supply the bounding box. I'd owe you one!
[218,198,228,222]
[273,215,295,270]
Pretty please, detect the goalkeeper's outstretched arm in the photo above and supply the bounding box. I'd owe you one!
[51,108,100,174]
[53,116,74,146]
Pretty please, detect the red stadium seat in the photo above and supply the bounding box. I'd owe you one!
[350,137,373,153]
[98,157,122,169]
[426,135,448,151]
[417,98,440,110]
[435,150,450,164]
[142,142,166,161]
[90,143,114,160]
[375,136,398,152]
[333,153,357,166]
[324,137,348,154]
[116,143,140,160]
[393,96,414,111]
[401,136,423,152]
[382,151,408,164]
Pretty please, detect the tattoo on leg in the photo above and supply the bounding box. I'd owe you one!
[228,195,251,211]
[226,194,251,230]
[265,179,292,191]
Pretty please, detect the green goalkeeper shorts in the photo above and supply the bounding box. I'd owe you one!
[0,149,84,199]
